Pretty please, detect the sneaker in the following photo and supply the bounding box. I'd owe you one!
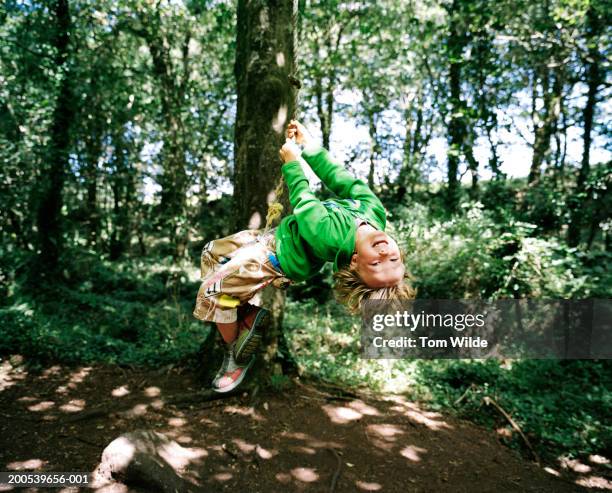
[212,342,234,387]
[212,345,255,393]
[233,306,270,365]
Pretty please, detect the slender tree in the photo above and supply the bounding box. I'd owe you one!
[567,0,606,247]
[34,0,74,273]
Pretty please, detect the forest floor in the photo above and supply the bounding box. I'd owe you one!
[0,358,609,493]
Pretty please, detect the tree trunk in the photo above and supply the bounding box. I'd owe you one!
[446,0,463,212]
[567,4,603,247]
[83,114,102,250]
[529,67,563,184]
[109,130,135,261]
[34,0,74,273]
[140,15,189,258]
[398,93,426,199]
[367,110,377,190]
[234,0,299,376]
[314,70,331,149]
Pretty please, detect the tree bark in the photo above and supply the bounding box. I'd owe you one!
[367,109,377,190]
[109,129,135,260]
[34,0,74,273]
[446,0,464,212]
[83,100,102,249]
[234,0,298,231]
[397,93,426,199]
[234,0,299,376]
[567,4,604,247]
[529,66,563,184]
[138,13,190,258]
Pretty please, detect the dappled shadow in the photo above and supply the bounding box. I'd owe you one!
[0,358,602,492]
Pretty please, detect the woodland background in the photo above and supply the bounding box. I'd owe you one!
[0,0,610,465]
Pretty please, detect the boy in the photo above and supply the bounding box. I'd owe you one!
[193,120,414,393]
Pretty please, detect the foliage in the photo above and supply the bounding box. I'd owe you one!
[0,254,207,366]
[284,299,611,461]
[397,200,608,299]
[0,0,609,469]
[416,359,612,460]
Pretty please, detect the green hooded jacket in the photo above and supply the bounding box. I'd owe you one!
[274,146,387,282]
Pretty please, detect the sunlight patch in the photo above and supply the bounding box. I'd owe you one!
[256,445,276,459]
[355,480,382,491]
[151,398,164,410]
[223,405,266,422]
[367,423,404,440]
[41,365,62,378]
[248,212,262,229]
[348,400,380,416]
[322,404,363,424]
[403,409,451,431]
[123,403,148,418]
[275,472,292,484]
[575,476,612,489]
[60,399,86,413]
[69,367,91,384]
[232,438,256,453]
[307,439,343,449]
[272,104,288,134]
[158,443,207,469]
[399,445,426,462]
[280,431,312,440]
[291,467,319,482]
[112,385,130,397]
[290,446,316,455]
[588,454,609,465]
[168,417,187,427]
[28,400,55,412]
[0,360,28,392]
[17,396,36,403]
[213,472,233,482]
[144,386,161,397]
[7,459,46,470]
[560,457,591,473]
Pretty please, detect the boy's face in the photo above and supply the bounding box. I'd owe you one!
[350,230,405,288]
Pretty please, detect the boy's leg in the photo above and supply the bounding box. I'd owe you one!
[193,229,289,389]
[216,322,238,344]
[232,230,288,363]
[193,230,260,391]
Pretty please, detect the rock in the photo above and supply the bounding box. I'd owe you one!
[91,430,205,493]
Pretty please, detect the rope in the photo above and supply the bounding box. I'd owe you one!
[264,66,301,234]
[263,138,293,234]
[264,179,285,232]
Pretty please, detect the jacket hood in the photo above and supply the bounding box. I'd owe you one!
[333,223,357,272]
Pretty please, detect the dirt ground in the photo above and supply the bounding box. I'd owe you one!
[0,358,609,493]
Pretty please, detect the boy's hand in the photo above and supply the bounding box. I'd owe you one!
[279,139,301,164]
[286,120,313,147]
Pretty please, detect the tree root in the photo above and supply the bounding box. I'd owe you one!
[327,447,342,493]
[61,389,238,423]
[483,396,541,465]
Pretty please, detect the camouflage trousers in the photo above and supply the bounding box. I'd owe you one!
[192,229,291,324]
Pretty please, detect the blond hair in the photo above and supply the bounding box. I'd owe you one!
[333,259,417,314]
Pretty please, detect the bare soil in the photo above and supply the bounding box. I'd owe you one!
[0,358,608,492]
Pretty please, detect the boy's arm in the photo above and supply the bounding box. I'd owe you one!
[301,145,386,216]
[281,160,332,242]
